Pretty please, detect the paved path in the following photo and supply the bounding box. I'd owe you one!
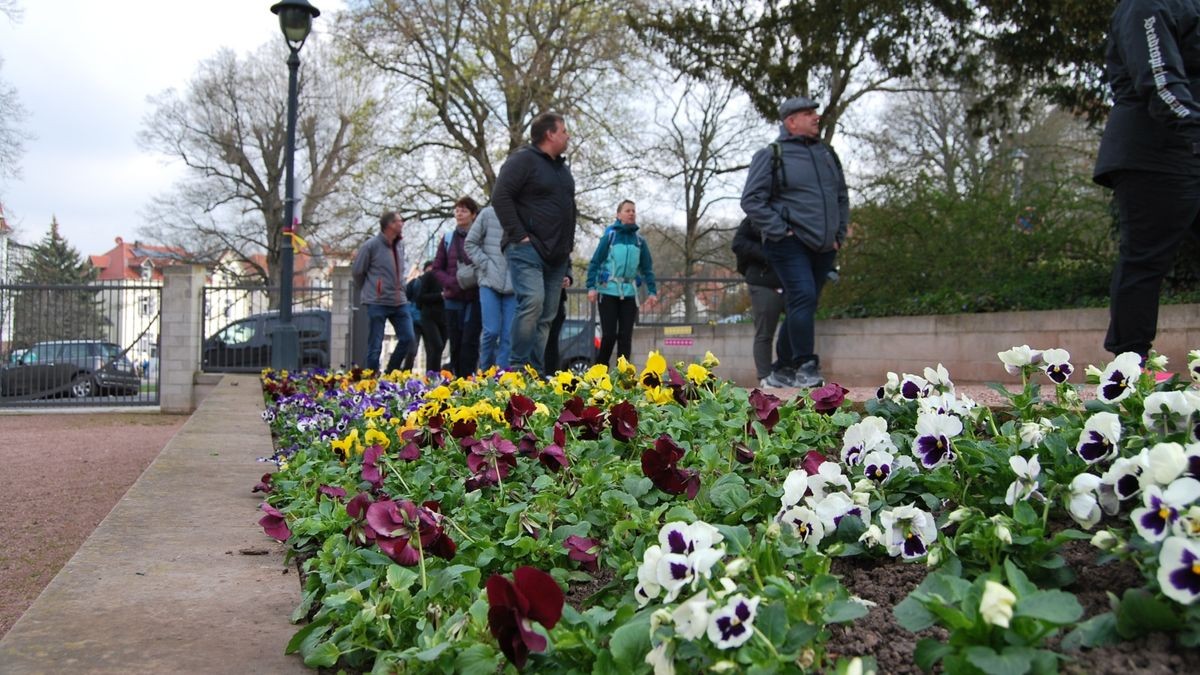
[0,375,304,674]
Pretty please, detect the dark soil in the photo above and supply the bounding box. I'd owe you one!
[825,540,1200,674]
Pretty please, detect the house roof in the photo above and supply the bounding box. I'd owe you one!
[89,237,191,282]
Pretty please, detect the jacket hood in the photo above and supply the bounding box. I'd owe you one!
[611,219,639,233]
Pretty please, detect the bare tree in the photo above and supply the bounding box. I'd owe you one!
[641,78,761,320]
[337,0,643,222]
[138,40,387,290]
[0,2,28,187]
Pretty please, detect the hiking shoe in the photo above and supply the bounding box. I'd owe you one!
[759,370,795,388]
[795,360,825,388]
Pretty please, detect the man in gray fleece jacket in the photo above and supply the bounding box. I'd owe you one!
[351,211,415,374]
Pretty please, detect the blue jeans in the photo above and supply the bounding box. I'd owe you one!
[365,303,415,374]
[478,287,517,369]
[762,235,836,369]
[506,242,568,374]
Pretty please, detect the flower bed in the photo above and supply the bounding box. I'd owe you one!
[253,349,1200,673]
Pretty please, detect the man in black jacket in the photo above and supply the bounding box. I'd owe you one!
[1095,0,1200,360]
[492,111,577,373]
[732,217,793,388]
[741,96,848,389]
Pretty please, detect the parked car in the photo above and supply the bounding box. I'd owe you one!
[555,318,599,375]
[202,310,331,373]
[0,340,141,398]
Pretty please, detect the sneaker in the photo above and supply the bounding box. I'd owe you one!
[796,360,825,388]
[759,370,794,388]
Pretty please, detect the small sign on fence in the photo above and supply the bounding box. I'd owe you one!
[662,338,694,347]
[663,326,693,336]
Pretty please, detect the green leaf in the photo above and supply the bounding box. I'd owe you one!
[1115,589,1184,638]
[602,489,639,510]
[623,476,653,499]
[824,598,869,623]
[964,645,1034,675]
[709,474,751,513]
[303,641,340,668]
[894,594,937,632]
[414,642,451,662]
[663,505,697,522]
[712,523,752,554]
[758,601,788,643]
[609,613,652,670]
[1012,500,1038,526]
[532,474,556,490]
[1015,590,1083,625]
[1004,559,1037,598]
[386,564,419,591]
[285,618,329,655]
[914,638,953,672]
[455,644,503,675]
[1062,612,1120,650]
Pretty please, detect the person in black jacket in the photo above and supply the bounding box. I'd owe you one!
[416,260,447,374]
[732,217,794,388]
[492,111,577,374]
[402,272,423,371]
[1094,0,1200,360]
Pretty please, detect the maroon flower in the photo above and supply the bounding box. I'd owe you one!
[505,394,538,430]
[810,382,849,414]
[258,503,291,541]
[733,441,755,465]
[563,535,600,572]
[466,433,518,488]
[364,499,456,565]
[517,431,540,458]
[748,389,782,431]
[346,492,377,545]
[538,424,569,472]
[486,567,565,669]
[558,396,605,440]
[641,434,701,499]
[362,445,386,488]
[666,366,692,406]
[318,484,347,500]
[802,450,830,475]
[252,473,273,494]
[609,401,639,443]
[397,429,422,461]
[450,418,478,440]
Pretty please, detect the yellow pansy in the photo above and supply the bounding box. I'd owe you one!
[330,428,362,458]
[686,363,709,385]
[645,350,666,375]
[584,364,609,381]
[447,406,477,423]
[363,406,385,419]
[616,355,637,378]
[645,386,675,406]
[702,351,720,369]
[364,428,391,450]
[533,402,551,417]
[499,370,526,390]
[427,385,453,401]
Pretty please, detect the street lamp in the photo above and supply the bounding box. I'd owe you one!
[1011,148,1029,202]
[269,0,320,372]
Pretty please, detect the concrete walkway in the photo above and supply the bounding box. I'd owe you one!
[0,375,305,674]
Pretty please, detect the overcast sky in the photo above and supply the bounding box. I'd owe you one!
[0,0,344,257]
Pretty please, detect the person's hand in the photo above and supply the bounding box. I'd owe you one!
[587,290,598,303]
[643,294,658,309]
[519,236,530,244]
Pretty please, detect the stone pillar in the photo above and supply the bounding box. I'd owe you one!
[330,266,353,370]
[160,265,207,413]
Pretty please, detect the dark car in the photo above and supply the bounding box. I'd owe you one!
[202,310,331,373]
[0,340,141,398]
[555,318,599,375]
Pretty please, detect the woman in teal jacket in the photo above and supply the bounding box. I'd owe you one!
[586,200,658,365]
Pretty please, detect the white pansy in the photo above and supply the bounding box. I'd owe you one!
[1142,392,1196,436]
[1040,348,1074,383]
[1131,478,1200,543]
[777,505,826,546]
[1068,473,1103,529]
[1188,350,1200,385]
[781,469,810,509]
[1141,442,1189,489]
[1172,505,1200,539]
[636,545,664,606]
[840,416,894,465]
[672,590,714,641]
[706,594,760,649]
[980,581,1017,627]
[923,363,955,393]
[1147,352,1169,371]
[644,641,675,675]
[879,504,938,559]
[810,491,866,533]
[808,462,852,500]
[1005,454,1042,506]
[998,345,1041,374]
[1158,536,1200,605]
[1097,352,1142,404]
[1019,418,1054,449]
[1075,412,1122,464]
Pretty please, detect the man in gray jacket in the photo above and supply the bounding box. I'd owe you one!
[741,95,848,389]
[1094,0,1200,361]
[351,211,415,375]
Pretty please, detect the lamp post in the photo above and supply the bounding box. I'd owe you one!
[269,0,320,372]
[1011,148,1029,202]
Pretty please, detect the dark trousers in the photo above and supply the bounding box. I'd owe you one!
[421,313,446,373]
[748,283,792,379]
[444,298,481,378]
[596,294,638,365]
[544,291,567,373]
[762,235,836,369]
[402,317,422,371]
[1106,171,1200,357]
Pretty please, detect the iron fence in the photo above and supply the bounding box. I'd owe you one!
[563,274,752,326]
[0,282,161,407]
[200,285,335,373]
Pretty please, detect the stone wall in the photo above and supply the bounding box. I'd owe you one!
[631,305,1200,388]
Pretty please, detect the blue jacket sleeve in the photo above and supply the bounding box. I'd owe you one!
[639,238,657,296]
[740,146,788,240]
[585,233,612,290]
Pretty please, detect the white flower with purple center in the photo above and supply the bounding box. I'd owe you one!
[1075,412,1121,464]
[656,521,725,591]
[656,553,695,602]
[1040,348,1073,384]
[998,345,1042,375]
[918,391,979,419]
[811,491,867,533]
[1142,392,1196,437]
[1141,442,1189,489]
[1189,350,1200,386]
[876,371,900,401]
[1068,473,1103,529]
[706,594,760,649]
[808,461,852,500]
[1019,418,1054,449]
[1187,444,1200,481]
[1157,536,1200,605]
[1097,352,1142,404]
[1005,454,1041,506]
[923,363,955,394]
[840,416,894,466]
[879,504,938,559]
[862,450,896,483]
[776,505,826,547]
[912,411,962,469]
[659,521,723,558]
[899,373,930,400]
[780,469,810,510]
[1174,505,1200,539]
[1099,455,1147,514]
[635,545,664,606]
[1131,478,1200,543]
[672,590,715,641]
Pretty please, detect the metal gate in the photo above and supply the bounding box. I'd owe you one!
[0,282,161,408]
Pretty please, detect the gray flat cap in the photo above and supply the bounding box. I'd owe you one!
[778,95,819,119]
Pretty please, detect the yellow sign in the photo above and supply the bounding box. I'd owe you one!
[663,326,693,336]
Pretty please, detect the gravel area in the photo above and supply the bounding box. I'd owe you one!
[0,412,187,638]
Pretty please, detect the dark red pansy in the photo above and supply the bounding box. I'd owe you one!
[317,484,346,500]
[564,535,600,573]
[802,450,830,475]
[362,445,385,488]
[641,434,700,499]
[517,431,540,458]
[810,382,849,414]
[733,441,755,465]
[748,389,782,431]
[252,473,273,494]
[505,394,538,430]
[486,567,565,669]
[450,418,478,440]
[609,401,639,443]
[258,503,291,541]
